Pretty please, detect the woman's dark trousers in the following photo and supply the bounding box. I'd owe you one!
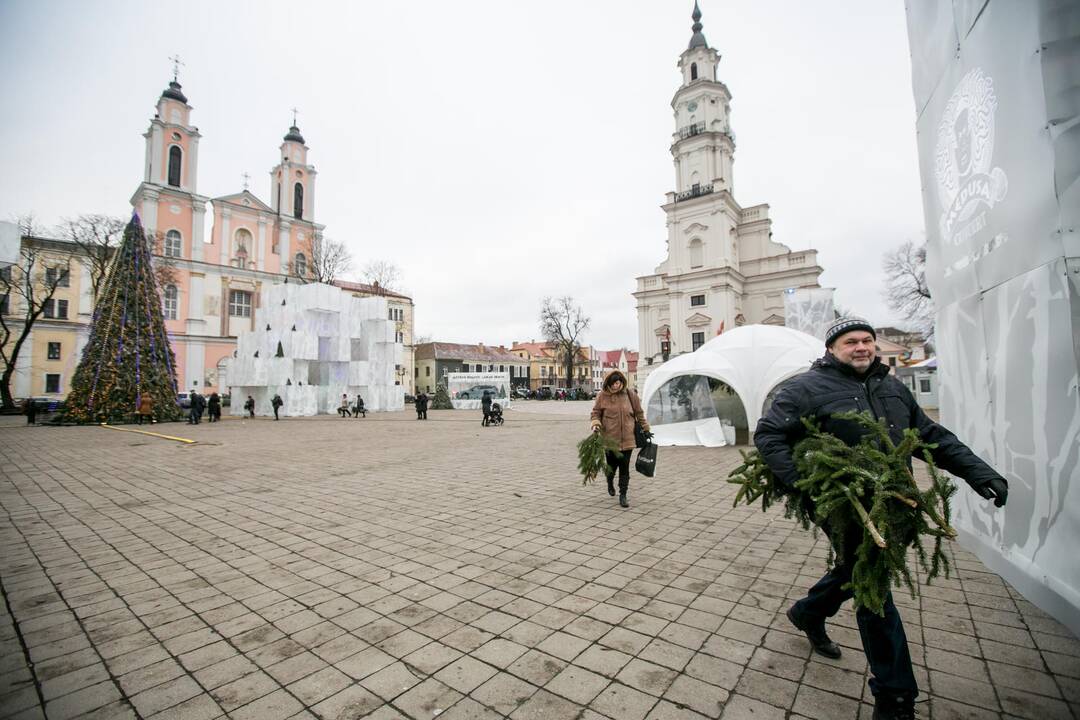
[604,449,632,493]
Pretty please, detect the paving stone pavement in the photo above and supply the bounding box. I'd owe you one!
[1,409,1078,720]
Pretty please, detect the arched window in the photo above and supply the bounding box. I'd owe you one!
[689,238,704,268]
[167,146,182,187]
[164,230,182,258]
[294,252,307,278]
[163,285,178,320]
[293,182,304,219]
[690,63,698,81]
[234,228,252,266]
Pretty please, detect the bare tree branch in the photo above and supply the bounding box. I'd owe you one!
[360,260,402,293]
[61,214,125,301]
[882,240,934,337]
[540,296,591,389]
[291,234,352,285]
[1,230,67,409]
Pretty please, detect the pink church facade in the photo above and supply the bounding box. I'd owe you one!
[130,78,325,395]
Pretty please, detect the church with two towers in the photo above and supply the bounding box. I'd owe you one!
[635,3,825,385]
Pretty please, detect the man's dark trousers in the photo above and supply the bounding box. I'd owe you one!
[792,523,917,698]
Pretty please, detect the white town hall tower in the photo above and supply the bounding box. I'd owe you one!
[635,3,825,384]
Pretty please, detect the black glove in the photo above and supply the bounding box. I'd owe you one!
[975,476,1008,508]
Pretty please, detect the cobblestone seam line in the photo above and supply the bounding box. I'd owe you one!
[0,570,48,718]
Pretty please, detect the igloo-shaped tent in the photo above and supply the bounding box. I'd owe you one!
[641,324,822,447]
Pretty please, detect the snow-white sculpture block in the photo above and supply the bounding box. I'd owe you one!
[224,282,404,416]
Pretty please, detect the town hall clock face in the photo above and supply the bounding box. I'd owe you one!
[687,101,698,112]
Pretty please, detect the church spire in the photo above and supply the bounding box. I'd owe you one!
[688,1,708,50]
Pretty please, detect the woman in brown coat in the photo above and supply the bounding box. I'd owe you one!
[590,370,650,508]
[137,395,154,425]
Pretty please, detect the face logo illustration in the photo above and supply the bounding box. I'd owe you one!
[933,68,1008,266]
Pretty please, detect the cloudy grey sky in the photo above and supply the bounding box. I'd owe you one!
[0,0,924,349]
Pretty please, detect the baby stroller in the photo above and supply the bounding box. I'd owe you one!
[487,402,504,426]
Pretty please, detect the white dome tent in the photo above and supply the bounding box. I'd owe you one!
[641,325,822,447]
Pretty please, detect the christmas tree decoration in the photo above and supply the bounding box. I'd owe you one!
[64,214,181,424]
[430,384,453,409]
[728,412,957,615]
[577,432,622,485]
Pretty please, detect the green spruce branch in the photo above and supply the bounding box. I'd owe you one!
[728,411,957,615]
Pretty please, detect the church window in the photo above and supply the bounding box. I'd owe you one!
[692,332,705,351]
[163,284,178,319]
[164,230,182,257]
[167,145,182,187]
[689,238,704,268]
[690,63,698,81]
[690,294,705,307]
[293,252,307,278]
[293,182,304,219]
[228,290,252,317]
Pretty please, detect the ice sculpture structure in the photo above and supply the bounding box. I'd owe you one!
[225,283,404,416]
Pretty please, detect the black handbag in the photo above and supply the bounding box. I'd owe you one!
[636,442,657,478]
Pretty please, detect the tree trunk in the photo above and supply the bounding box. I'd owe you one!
[1,326,33,410]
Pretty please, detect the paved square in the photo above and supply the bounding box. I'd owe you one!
[2,408,1078,719]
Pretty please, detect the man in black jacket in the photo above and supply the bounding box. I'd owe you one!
[754,317,1008,720]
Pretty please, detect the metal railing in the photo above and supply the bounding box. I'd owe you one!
[675,183,714,203]
[677,122,706,140]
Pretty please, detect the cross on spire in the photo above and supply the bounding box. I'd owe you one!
[291,107,300,127]
[169,54,185,82]
[241,172,250,191]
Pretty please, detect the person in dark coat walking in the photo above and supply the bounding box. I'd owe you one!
[354,395,366,418]
[194,392,206,424]
[207,393,221,422]
[188,392,200,424]
[754,317,1009,720]
[414,392,427,420]
[24,399,37,425]
[244,395,255,418]
[271,393,283,420]
[481,390,493,426]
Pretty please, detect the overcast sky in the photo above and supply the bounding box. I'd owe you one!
[0,0,924,349]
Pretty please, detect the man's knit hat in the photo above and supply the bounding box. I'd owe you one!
[825,317,876,347]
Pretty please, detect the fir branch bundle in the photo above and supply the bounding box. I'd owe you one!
[728,411,957,615]
[577,432,622,485]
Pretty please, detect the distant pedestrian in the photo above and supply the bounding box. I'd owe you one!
[137,394,154,425]
[354,395,366,418]
[188,391,201,424]
[481,390,493,426]
[24,399,37,425]
[590,370,650,509]
[244,395,255,418]
[417,392,428,420]
[271,393,283,420]
[207,393,221,422]
[339,393,352,418]
[194,392,206,424]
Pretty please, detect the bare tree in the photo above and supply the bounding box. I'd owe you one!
[883,240,934,336]
[360,260,402,293]
[61,214,125,301]
[146,230,179,289]
[540,296,590,390]
[291,234,352,285]
[1,234,68,409]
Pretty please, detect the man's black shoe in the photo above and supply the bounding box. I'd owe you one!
[872,693,916,720]
[619,493,629,508]
[786,606,841,659]
[606,479,616,496]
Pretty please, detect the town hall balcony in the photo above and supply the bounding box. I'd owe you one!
[674,183,714,203]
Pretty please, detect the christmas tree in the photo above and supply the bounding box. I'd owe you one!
[430,384,453,409]
[65,214,181,423]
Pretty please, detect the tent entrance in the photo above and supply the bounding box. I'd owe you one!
[645,374,749,446]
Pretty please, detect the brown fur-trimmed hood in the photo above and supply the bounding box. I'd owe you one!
[602,370,629,393]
